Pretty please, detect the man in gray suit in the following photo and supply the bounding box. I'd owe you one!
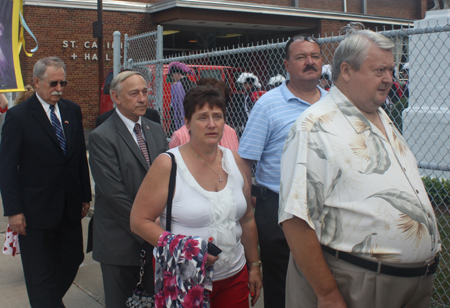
[89,70,168,307]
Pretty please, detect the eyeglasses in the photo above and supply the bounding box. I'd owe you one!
[38,78,69,87]
[291,35,317,44]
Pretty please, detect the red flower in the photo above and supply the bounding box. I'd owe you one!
[164,273,179,300]
[158,231,171,247]
[169,234,186,254]
[183,285,204,308]
[184,239,201,260]
[155,291,166,308]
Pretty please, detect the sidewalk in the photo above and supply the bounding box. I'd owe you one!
[0,212,105,307]
[0,202,265,307]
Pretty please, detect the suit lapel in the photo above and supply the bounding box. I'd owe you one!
[112,113,149,170]
[142,119,157,164]
[30,96,62,150]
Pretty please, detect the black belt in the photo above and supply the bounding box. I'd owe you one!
[251,184,278,200]
[322,245,439,277]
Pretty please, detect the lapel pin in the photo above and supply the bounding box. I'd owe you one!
[146,126,149,130]
[64,121,69,124]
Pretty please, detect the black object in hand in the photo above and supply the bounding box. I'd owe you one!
[207,242,222,256]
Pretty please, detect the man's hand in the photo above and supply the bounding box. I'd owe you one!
[81,202,90,218]
[283,217,347,308]
[8,214,27,236]
[318,288,347,308]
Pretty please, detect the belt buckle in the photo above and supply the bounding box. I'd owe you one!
[377,261,382,275]
[425,263,431,277]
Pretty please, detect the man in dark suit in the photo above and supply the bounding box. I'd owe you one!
[0,56,91,308]
[95,106,160,127]
[89,70,168,307]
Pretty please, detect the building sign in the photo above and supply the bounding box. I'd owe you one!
[62,40,122,61]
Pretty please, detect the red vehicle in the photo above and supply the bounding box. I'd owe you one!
[99,65,246,120]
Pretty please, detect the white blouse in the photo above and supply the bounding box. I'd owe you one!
[160,146,247,280]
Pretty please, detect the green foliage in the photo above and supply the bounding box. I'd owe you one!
[422,176,450,206]
[432,214,450,305]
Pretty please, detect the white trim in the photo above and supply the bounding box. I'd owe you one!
[24,0,414,26]
[24,0,149,12]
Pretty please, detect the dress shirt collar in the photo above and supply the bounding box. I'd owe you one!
[115,108,142,135]
[281,80,328,106]
[36,93,63,124]
[36,92,60,115]
[330,85,394,142]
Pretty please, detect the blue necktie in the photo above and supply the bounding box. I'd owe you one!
[49,105,67,155]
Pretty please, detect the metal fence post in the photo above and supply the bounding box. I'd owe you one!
[155,25,164,115]
[123,34,129,70]
[113,31,121,78]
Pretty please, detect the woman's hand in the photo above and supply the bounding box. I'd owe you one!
[206,253,219,268]
[248,266,262,306]
[206,237,219,267]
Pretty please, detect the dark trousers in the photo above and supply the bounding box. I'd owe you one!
[100,263,141,308]
[19,209,84,308]
[255,191,290,308]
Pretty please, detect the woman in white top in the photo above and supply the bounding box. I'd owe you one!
[131,86,262,307]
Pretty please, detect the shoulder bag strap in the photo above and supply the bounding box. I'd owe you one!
[165,152,177,232]
[138,151,177,293]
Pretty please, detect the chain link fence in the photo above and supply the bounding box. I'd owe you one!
[125,24,450,307]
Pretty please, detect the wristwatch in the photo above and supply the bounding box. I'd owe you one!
[247,260,262,268]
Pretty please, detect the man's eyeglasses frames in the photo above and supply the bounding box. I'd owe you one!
[39,78,69,87]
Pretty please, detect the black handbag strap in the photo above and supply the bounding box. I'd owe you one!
[165,152,177,232]
[136,151,177,291]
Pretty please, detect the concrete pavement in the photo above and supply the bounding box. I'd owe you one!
[0,213,105,307]
[0,201,265,307]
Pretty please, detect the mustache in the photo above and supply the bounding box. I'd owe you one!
[51,91,63,96]
[303,65,318,72]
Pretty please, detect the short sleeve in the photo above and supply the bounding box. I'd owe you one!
[279,119,327,230]
[169,131,182,149]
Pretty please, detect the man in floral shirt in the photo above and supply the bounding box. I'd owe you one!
[279,27,440,308]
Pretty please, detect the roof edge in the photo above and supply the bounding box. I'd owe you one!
[24,0,415,26]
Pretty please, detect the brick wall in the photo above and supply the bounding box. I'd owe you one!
[20,6,155,128]
[227,0,425,19]
[367,0,423,19]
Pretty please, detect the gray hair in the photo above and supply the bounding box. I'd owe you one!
[33,56,66,79]
[331,27,395,83]
[110,70,145,97]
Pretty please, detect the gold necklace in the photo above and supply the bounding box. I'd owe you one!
[189,143,223,182]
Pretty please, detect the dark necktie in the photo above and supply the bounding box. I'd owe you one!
[49,105,67,155]
[134,123,150,167]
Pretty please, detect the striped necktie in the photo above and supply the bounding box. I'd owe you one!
[49,104,67,155]
[134,123,150,167]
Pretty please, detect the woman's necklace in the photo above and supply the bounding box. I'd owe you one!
[189,143,223,182]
